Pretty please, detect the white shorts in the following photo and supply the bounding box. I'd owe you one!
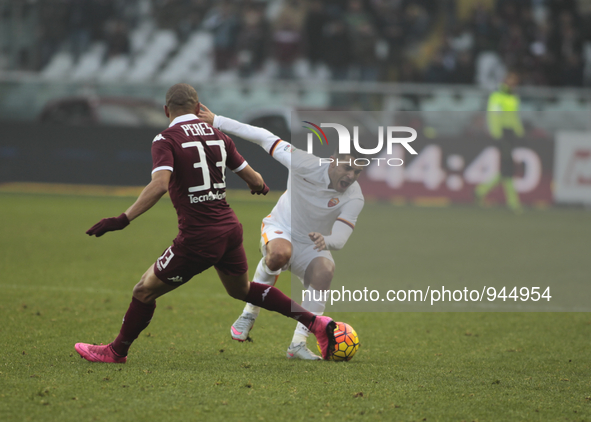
[260,215,334,283]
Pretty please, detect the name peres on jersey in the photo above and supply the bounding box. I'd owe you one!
[151,116,246,238]
[178,121,213,137]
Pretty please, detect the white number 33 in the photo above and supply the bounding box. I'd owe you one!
[181,140,227,192]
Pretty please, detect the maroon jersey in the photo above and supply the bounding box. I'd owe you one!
[151,114,246,250]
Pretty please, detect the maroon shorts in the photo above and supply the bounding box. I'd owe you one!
[153,224,248,286]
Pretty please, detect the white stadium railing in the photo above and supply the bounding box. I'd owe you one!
[0,74,590,132]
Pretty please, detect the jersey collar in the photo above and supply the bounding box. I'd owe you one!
[169,114,199,127]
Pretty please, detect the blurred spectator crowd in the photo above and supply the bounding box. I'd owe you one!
[1,0,591,87]
[432,0,591,87]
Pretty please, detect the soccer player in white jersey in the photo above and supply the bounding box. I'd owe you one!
[198,105,365,360]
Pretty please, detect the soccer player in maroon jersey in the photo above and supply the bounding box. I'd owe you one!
[75,83,337,363]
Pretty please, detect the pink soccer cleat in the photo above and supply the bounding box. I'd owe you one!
[75,343,127,364]
[309,316,337,360]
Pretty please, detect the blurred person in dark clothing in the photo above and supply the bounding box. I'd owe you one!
[350,22,380,82]
[37,0,69,68]
[350,21,381,109]
[471,4,503,53]
[399,61,421,83]
[67,0,94,59]
[519,6,539,43]
[561,54,584,87]
[303,1,326,70]
[499,23,527,70]
[556,21,583,63]
[89,0,115,42]
[424,50,453,84]
[547,0,578,18]
[496,1,522,26]
[402,3,430,47]
[271,0,305,80]
[104,19,130,57]
[323,19,351,81]
[272,14,302,80]
[550,12,584,86]
[344,0,379,82]
[453,51,475,84]
[323,18,352,107]
[202,1,239,71]
[343,0,372,30]
[153,0,186,31]
[374,1,405,81]
[236,5,269,78]
[176,0,212,42]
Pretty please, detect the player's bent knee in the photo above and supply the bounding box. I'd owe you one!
[265,250,291,271]
[325,261,336,278]
[224,283,249,300]
[316,258,335,278]
[132,270,149,301]
[217,270,250,301]
[306,258,335,290]
[132,282,150,303]
[228,288,247,301]
[132,280,158,303]
[132,266,173,304]
[265,239,292,271]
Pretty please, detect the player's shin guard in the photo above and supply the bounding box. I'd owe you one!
[244,282,315,328]
[293,286,327,344]
[243,258,280,317]
[111,297,156,356]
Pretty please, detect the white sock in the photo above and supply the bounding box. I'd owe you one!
[292,286,327,344]
[244,258,281,317]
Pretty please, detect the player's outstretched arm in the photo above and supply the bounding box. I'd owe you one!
[235,164,269,195]
[124,170,171,220]
[86,170,170,237]
[198,104,281,154]
[199,104,312,171]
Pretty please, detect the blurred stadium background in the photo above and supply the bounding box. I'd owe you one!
[0,0,590,206]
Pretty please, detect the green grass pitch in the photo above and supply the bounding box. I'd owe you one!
[1,192,591,422]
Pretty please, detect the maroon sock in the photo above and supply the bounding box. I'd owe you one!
[111,297,156,356]
[244,282,315,328]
